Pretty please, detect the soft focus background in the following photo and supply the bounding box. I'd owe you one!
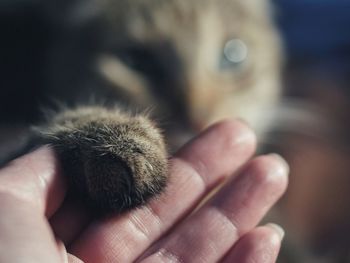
[1,0,350,262]
[270,1,350,262]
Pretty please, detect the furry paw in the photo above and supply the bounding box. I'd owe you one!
[36,106,168,214]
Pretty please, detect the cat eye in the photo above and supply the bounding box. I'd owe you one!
[220,38,248,70]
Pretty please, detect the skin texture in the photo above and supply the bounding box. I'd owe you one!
[0,120,288,262]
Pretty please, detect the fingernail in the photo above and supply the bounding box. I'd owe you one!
[232,120,256,147]
[266,223,285,240]
[268,153,289,175]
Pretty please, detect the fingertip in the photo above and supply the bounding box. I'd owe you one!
[265,223,285,241]
[175,119,257,187]
[246,154,289,196]
[267,153,290,176]
[208,119,257,151]
[178,119,257,164]
[179,118,257,156]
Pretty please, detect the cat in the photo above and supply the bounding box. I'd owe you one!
[2,0,282,214]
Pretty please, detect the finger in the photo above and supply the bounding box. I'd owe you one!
[69,120,256,262]
[0,146,66,216]
[0,194,62,263]
[222,224,284,263]
[50,197,92,245]
[138,155,288,262]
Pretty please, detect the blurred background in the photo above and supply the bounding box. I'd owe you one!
[271,1,350,262]
[1,0,350,262]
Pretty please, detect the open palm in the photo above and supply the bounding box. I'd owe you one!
[0,120,288,263]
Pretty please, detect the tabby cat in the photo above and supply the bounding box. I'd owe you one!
[7,0,282,214]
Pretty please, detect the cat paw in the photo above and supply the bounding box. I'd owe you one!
[36,106,168,214]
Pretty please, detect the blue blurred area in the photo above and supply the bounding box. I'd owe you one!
[275,0,350,58]
[274,0,350,91]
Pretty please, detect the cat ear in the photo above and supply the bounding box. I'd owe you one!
[44,0,103,28]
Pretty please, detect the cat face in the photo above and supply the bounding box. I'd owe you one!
[47,0,282,145]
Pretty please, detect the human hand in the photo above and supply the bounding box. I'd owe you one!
[0,120,288,263]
